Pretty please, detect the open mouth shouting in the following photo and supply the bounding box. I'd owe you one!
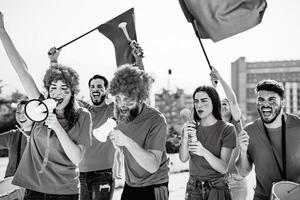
[120,107,128,115]
[19,119,28,124]
[196,109,204,115]
[92,92,101,100]
[261,107,273,117]
[53,98,63,105]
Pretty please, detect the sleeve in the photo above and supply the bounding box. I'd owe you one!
[0,130,16,149]
[221,124,236,149]
[74,108,92,147]
[145,114,168,151]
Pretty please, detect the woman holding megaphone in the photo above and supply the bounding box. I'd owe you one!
[0,12,92,200]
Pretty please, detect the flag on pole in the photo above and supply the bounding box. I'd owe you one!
[98,8,138,67]
[179,0,267,42]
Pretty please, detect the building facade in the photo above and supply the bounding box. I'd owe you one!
[231,57,300,122]
[155,88,193,126]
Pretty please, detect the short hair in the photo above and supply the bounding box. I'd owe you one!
[43,64,80,95]
[192,85,222,120]
[88,74,108,89]
[255,79,284,98]
[109,65,153,102]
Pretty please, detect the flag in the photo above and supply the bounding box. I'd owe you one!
[178,0,267,42]
[98,8,138,67]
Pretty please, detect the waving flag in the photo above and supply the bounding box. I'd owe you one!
[98,8,138,67]
[179,0,267,42]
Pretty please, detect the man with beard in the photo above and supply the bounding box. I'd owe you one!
[236,79,300,200]
[48,48,121,200]
[109,65,169,200]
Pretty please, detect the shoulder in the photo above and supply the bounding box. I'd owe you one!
[244,118,261,133]
[218,120,235,130]
[286,113,300,122]
[77,107,92,120]
[146,105,167,124]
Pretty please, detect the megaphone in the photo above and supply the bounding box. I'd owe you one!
[25,98,57,122]
[93,118,117,142]
[180,108,192,123]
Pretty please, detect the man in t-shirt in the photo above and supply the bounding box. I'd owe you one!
[48,47,121,200]
[236,79,300,200]
[109,65,169,200]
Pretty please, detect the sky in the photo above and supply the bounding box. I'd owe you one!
[0,0,300,100]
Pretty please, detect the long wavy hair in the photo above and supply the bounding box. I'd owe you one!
[43,64,80,129]
[192,85,222,121]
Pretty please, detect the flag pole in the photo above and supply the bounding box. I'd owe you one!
[193,20,218,86]
[193,20,212,70]
[56,26,99,51]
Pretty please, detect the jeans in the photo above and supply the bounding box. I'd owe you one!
[185,176,232,200]
[23,189,79,200]
[228,173,248,200]
[79,169,114,200]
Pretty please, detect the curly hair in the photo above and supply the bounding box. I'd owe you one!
[43,64,80,129]
[109,65,153,102]
[43,64,80,95]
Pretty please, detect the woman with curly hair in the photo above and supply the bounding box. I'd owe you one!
[0,12,92,199]
[179,85,236,200]
[108,65,169,200]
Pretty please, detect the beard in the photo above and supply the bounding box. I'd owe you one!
[91,95,105,106]
[257,105,282,124]
[115,104,140,123]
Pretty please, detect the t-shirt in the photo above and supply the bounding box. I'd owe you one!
[189,120,236,180]
[0,129,29,178]
[116,103,169,187]
[246,114,300,199]
[79,102,115,172]
[12,107,92,194]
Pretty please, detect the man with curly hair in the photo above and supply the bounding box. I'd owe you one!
[108,65,169,200]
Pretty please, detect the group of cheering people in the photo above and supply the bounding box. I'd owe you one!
[1,11,300,200]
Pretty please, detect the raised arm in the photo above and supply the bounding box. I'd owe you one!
[0,12,40,99]
[48,47,60,66]
[235,130,252,177]
[210,67,242,122]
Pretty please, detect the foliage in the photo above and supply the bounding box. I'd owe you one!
[166,125,182,154]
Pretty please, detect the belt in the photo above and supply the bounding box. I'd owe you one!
[81,168,112,176]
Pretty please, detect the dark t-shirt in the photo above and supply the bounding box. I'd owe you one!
[0,129,29,178]
[246,114,300,199]
[79,102,115,172]
[189,120,236,180]
[116,103,169,187]
[12,107,92,194]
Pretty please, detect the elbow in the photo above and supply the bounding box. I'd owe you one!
[219,165,229,175]
[179,155,189,163]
